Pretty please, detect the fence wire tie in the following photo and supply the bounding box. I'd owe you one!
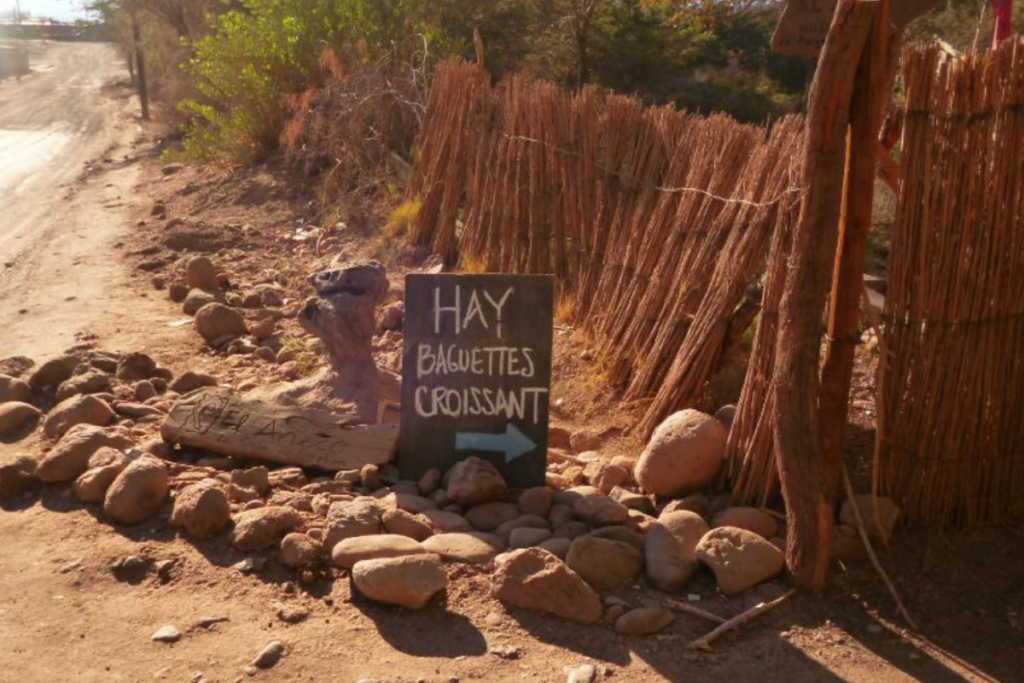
[499,133,803,209]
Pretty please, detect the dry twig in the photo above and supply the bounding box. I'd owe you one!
[687,589,796,650]
[841,465,918,629]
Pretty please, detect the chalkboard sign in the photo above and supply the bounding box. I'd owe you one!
[398,274,554,488]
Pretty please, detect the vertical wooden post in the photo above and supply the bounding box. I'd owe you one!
[132,19,150,121]
[819,0,893,505]
[772,0,877,593]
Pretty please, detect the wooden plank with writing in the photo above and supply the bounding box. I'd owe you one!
[398,274,554,488]
[161,387,398,471]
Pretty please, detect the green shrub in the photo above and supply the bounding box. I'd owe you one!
[180,0,444,163]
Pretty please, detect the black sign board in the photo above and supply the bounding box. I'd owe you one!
[398,274,553,488]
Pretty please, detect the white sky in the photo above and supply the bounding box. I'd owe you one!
[0,0,90,21]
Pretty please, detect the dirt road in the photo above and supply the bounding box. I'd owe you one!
[0,41,184,359]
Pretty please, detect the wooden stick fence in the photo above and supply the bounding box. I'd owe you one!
[875,40,1024,525]
[407,60,801,432]
[727,39,1024,525]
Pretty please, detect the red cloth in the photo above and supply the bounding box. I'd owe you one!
[990,0,1013,49]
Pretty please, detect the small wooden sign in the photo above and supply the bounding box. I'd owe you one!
[773,0,943,57]
[772,0,838,58]
[398,274,554,488]
[161,387,398,471]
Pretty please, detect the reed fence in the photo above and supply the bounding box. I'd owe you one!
[875,40,1024,525]
[407,59,802,432]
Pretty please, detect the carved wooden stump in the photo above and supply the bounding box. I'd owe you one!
[253,260,399,423]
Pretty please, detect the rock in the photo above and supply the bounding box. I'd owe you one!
[168,282,189,303]
[103,456,170,525]
[0,374,31,403]
[840,494,900,544]
[195,303,247,343]
[36,424,133,483]
[74,448,131,504]
[161,162,183,175]
[417,468,442,496]
[422,532,504,564]
[231,466,270,495]
[115,402,164,420]
[614,607,675,636]
[151,625,181,643]
[352,553,448,609]
[644,510,709,591]
[633,409,727,497]
[714,404,737,430]
[274,602,309,624]
[518,486,553,517]
[420,509,473,533]
[708,493,734,518]
[395,492,436,514]
[116,352,158,382]
[553,521,590,539]
[695,526,785,595]
[494,514,549,542]
[510,527,552,548]
[0,356,34,379]
[0,402,40,434]
[168,370,218,394]
[377,301,404,333]
[570,430,602,453]
[54,369,111,403]
[552,485,601,506]
[466,502,520,531]
[565,536,643,590]
[43,395,115,440]
[170,481,231,538]
[564,664,597,683]
[446,456,508,506]
[185,256,219,292]
[183,289,219,316]
[323,498,382,552]
[712,507,779,539]
[572,495,629,526]
[332,534,426,568]
[252,641,285,669]
[492,548,602,624]
[538,537,572,560]
[548,503,574,528]
[583,461,629,494]
[661,494,708,519]
[281,532,322,568]
[548,426,572,450]
[28,355,78,391]
[609,486,652,513]
[587,525,644,550]
[382,509,434,541]
[231,506,304,551]
[0,455,37,499]
[134,380,158,402]
[360,463,383,489]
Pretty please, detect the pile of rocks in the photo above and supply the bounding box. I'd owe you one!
[0,348,217,504]
[162,255,291,359]
[2,353,900,636]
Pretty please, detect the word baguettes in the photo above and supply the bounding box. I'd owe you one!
[161,387,398,471]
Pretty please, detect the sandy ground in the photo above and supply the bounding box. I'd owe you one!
[0,41,188,360]
[0,41,1021,683]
